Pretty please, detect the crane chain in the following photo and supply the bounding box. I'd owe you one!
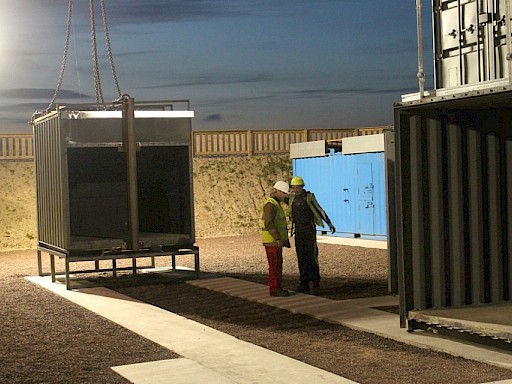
[101,0,122,99]
[89,0,105,106]
[47,0,73,110]
[47,0,122,110]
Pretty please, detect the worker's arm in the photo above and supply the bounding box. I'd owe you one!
[311,194,336,233]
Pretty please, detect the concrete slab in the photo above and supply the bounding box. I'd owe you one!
[190,277,512,371]
[27,276,357,384]
[317,235,387,249]
[112,358,237,384]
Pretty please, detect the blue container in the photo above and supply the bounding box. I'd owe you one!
[292,146,387,240]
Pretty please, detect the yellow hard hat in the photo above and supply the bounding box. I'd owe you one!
[290,176,305,186]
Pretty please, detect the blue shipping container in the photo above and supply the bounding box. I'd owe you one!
[292,149,387,240]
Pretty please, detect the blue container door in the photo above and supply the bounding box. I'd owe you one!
[356,162,375,235]
[334,153,357,235]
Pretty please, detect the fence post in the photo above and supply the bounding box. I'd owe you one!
[247,130,253,157]
[302,129,309,142]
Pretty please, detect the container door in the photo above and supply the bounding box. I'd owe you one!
[356,162,375,235]
[434,0,509,88]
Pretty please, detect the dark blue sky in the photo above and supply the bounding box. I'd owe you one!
[0,0,434,132]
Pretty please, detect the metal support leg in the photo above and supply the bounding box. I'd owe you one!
[65,258,71,290]
[172,254,176,271]
[37,250,43,276]
[151,256,156,268]
[132,258,137,275]
[50,254,56,283]
[112,259,117,278]
[95,260,100,271]
[194,249,200,279]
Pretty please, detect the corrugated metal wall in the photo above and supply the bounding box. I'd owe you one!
[394,92,512,320]
[33,112,69,250]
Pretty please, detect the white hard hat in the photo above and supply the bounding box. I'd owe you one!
[273,181,289,194]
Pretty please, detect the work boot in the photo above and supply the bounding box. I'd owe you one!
[311,281,320,296]
[270,289,291,297]
[297,282,310,293]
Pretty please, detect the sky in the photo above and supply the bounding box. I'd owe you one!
[0,0,434,133]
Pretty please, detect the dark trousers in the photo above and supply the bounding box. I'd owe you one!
[265,245,283,294]
[295,232,319,291]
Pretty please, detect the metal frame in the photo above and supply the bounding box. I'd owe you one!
[36,246,200,290]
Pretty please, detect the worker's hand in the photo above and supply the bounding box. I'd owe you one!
[283,239,291,248]
[329,224,336,234]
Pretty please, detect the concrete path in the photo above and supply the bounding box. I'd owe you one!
[189,277,512,371]
[27,275,357,384]
[26,273,512,383]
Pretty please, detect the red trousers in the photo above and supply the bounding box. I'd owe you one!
[265,245,283,294]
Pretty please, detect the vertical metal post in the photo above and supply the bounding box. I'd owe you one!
[50,254,56,283]
[37,249,43,276]
[428,118,446,308]
[487,134,503,303]
[416,0,425,97]
[384,129,398,293]
[447,123,465,306]
[394,110,411,328]
[506,0,512,83]
[507,136,512,299]
[410,116,426,308]
[468,129,484,304]
[122,95,139,251]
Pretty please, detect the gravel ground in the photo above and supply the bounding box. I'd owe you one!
[2,234,512,384]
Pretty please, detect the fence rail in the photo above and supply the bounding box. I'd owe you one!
[0,127,388,160]
[193,127,387,157]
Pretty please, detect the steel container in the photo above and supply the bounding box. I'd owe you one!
[433,0,512,89]
[291,135,388,240]
[393,87,512,326]
[32,101,195,255]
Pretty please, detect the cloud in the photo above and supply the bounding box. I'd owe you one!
[203,113,222,122]
[0,88,90,99]
[0,103,52,112]
[288,87,417,97]
[104,0,251,25]
[137,72,275,89]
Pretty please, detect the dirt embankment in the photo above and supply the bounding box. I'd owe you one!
[0,156,291,251]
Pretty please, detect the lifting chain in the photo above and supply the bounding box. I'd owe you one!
[100,0,122,99]
[47,0,122,110]
[89,0,105,106]
[47,0,73,110]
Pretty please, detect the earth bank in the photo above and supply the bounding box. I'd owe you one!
[0,155,291,250]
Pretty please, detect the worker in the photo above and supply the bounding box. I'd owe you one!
[289,176,335,295]
[260,180,292,297]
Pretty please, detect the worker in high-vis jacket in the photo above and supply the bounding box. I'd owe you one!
[289,176,335,295]
[260,181,292,297]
